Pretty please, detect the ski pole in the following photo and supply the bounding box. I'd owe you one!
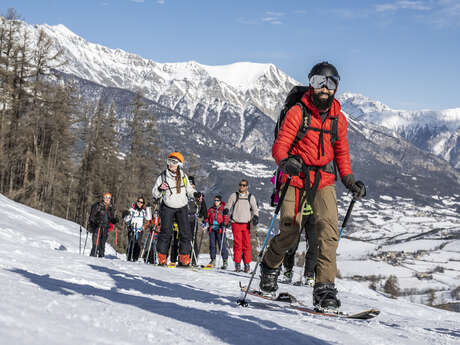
[338,181,366,241]
[83,231,89,255]
[196,218,205,263]
[217,224,228,269]
[237,176,291,307]
[95,227,101,257]
[114,227,118,258]
[338,197,357,242]
[190,214,199,265]
[79,226,82,255]
[146,216,159,263]
[145,227,156,263]
[140,224,150,260]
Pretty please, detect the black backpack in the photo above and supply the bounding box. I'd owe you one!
[274,85,339,156]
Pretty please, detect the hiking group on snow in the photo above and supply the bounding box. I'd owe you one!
[84,62,366,313]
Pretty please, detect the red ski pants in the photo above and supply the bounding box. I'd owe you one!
[231,222,251,264]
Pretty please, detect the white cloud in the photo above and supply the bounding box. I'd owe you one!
[375,0,460,27]
[376,1,432,12]
[157,0,165,4]
[130,0,145,3]
[262,11,285,25]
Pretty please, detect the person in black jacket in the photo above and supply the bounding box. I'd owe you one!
[188,176,207,265]
[88,192,119,257]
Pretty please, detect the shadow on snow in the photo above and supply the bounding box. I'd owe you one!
[10,265,332,345]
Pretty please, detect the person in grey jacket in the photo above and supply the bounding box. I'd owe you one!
[152,152,197,267]
[225,179,259,272]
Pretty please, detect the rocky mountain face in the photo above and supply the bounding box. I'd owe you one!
[21,22,297,158]
[15,20,460,216]
[338,93,460,169]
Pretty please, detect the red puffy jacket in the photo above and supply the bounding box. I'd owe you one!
[205,202,229,233]
[272,88,352,190]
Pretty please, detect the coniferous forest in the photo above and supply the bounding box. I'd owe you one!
[0,10,165,252]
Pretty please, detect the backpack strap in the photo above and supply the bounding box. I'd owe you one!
[288,102,339,158]
[230,192,254,221]
[330,117,339,146]
[287,102,310,156]
[161,170,173,196]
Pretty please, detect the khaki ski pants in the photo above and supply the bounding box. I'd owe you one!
[263,184,339,284]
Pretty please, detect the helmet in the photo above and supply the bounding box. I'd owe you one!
[308,61,340,81]
[167,152,184,164]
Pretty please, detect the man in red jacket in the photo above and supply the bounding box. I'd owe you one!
[260,62,365,312]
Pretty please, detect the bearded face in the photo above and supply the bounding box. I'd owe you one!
[311,88,335,111]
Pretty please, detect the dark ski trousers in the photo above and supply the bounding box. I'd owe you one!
[282,216,318,276]
[209,228,228,260]
[127,230,143,261]
[170,226,180,262]
[157,204,192,256]
[90,226,108,257]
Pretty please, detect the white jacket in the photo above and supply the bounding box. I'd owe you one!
[124,205,146,232]
[152,169,196,209]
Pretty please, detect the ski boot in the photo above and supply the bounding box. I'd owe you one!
[207,259,216,268]
[158,253,167,266]
[178,254,191,267]
[235,262,241,272]
[313,283,341,312]
[259,262,280,295]
[244,263,251,273]
[221,259,228,270]
[281,270,293,284]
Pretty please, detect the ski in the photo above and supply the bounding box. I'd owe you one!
[239,283,380,320]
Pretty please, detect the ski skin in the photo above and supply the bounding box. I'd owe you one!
[239,284,380,320]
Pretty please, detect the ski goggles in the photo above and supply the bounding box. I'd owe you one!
[309,74,339,90]
[167,158,182,167]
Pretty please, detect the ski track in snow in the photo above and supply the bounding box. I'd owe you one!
[1,194,460,345]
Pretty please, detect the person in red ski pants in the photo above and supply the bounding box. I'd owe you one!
[225,180,259,273]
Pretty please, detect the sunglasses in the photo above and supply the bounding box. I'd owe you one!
[309,74,339,90]
[103,196,111,200]
[214,199,221,202]
[167,158,180,166]
[239,184,248,187]
[137,200,144,204]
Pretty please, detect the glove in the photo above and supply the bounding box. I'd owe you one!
[222,208,229,215]
[342,174,366,198]
[112,217,119,225]
[279,156,303,176]
[193,191,202,199]
[121,210,129,218]
[252,215,259,226]
[158,182,169,191]
[201,222,208,229]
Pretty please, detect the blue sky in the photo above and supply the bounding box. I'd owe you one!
[4,0,460,110]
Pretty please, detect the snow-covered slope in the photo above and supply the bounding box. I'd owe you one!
[338,93,460,169]
[1,194,460,344]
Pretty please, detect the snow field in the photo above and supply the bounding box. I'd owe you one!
[1,193,460,345]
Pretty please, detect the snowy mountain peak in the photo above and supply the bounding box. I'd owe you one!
[201,62,278,91]
[338,92,393,114]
